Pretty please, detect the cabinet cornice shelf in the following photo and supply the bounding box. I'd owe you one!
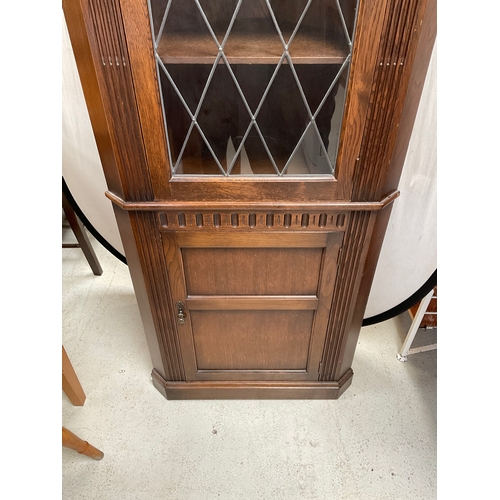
[157,24,349,65]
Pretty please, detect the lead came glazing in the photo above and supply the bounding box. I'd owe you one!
[147,0,358,176]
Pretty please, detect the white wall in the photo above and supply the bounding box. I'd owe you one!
[365,42,437,318]
[62,14,124,255]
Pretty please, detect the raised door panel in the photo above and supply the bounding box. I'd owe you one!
[182,246,323,295]
[162,230,343,381]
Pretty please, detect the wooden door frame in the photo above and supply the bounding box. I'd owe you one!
[161,230,343,382]
[116,0,391,203]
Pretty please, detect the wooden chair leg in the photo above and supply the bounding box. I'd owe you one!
[62,427,104,460]
[62,346,86,406]
[62,191,103,276]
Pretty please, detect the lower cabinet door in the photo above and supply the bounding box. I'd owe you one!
[162,230,343,382]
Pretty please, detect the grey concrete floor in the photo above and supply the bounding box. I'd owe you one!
[62,226,437,500]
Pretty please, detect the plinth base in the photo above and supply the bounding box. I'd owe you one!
[151,369,354,400]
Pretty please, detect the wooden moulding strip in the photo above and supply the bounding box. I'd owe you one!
[175,231,328,248]
[105,190,400,212]
[185,295,319,311]
[151,368,354,400]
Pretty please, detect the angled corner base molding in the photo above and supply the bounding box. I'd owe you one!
[151,369,354,400]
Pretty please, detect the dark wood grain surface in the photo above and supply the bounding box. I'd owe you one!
[157,23,348,65]
[182,246,323,295]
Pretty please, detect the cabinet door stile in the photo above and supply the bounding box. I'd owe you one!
[161,231,198,380]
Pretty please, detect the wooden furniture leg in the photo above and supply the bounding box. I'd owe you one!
[62,427,104,460]
[62,346,86,406]
[62,191,103,276]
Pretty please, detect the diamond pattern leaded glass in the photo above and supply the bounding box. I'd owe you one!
[148,0,358,176]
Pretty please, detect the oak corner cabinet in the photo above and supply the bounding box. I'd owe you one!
[63,0,436,400]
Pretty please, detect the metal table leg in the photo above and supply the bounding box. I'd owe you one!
[397,288,436,362]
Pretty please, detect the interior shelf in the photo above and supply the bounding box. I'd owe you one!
[174,145,332,177]
[157,21,349,65]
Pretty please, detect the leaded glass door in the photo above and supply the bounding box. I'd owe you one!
[147,0,358,195]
